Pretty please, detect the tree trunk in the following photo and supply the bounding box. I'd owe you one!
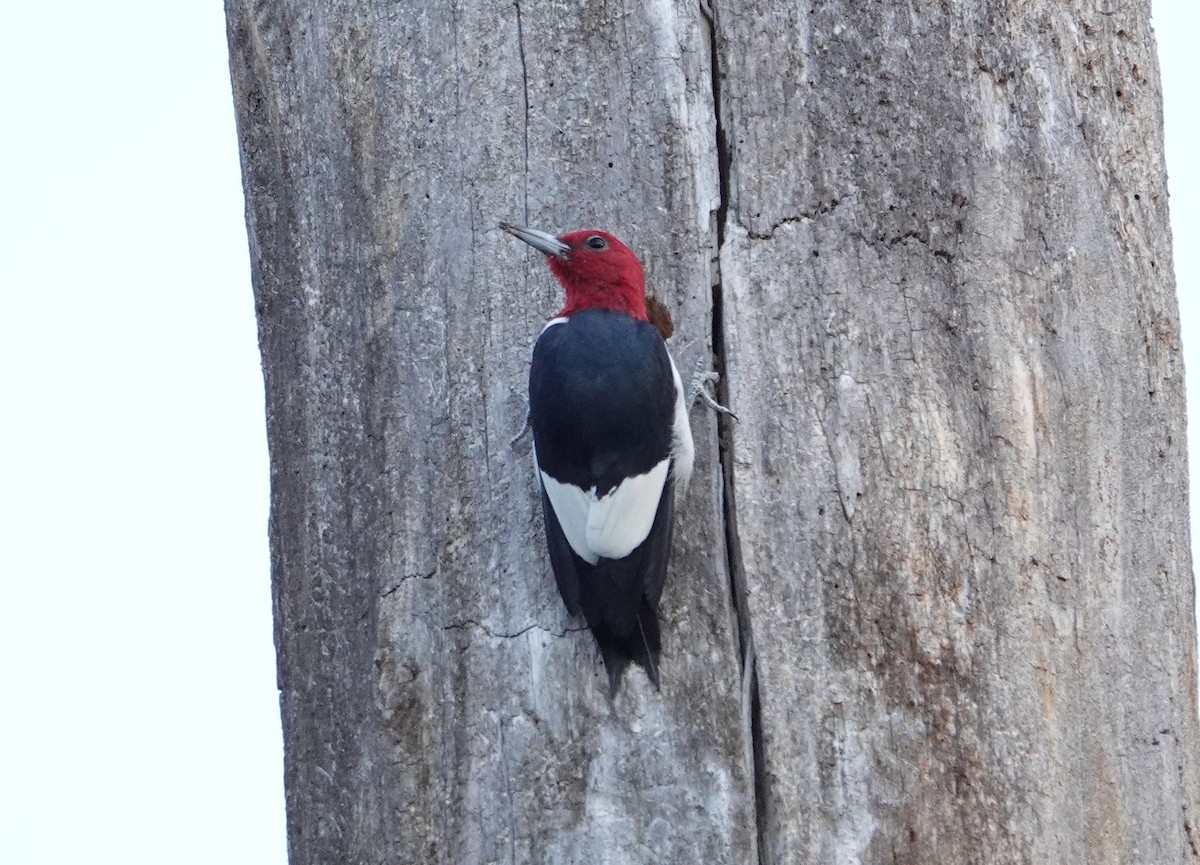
[225,1,1200,863]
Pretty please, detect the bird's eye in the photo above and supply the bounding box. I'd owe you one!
[585,235,608,250]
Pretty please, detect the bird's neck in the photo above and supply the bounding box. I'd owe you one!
[558,282,648,321]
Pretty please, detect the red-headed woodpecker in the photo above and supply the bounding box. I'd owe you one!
[501,222,695,694]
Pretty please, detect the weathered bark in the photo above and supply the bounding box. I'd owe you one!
[716,3,1200,862]
[226,0,1200,863]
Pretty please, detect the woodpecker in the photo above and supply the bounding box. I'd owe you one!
[500,222,694,694]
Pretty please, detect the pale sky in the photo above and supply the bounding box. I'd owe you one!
[0,3,1194,863]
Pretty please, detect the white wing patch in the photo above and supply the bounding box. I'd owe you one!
[540,460,670,565]
[586,459,670,560]
[539,468,593,562]
[668,352,695,493]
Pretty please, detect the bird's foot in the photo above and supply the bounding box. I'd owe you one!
[689,361,737,420]
[510,412,531,447]
[508,385,533,448]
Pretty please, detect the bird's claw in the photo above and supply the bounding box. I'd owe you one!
[689,364,737,420]
[510,413,531,447]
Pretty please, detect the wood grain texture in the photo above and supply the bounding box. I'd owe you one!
[714,0,1200,862]
[225,0,1200,862]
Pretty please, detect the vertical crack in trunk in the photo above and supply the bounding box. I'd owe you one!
[513,0,530,223]
[702,3,769,863]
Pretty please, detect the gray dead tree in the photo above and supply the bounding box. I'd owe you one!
[226,0,1200,862]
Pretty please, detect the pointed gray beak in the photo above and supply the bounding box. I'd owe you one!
[499,222,570,258]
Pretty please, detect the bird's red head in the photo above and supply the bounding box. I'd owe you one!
[500,224,648,321]
[549,231,647,320]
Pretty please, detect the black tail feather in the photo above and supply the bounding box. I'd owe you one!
[543,478,675,695]
[635,600,661,689]
[590,600,662,695]
[593,627,631,696]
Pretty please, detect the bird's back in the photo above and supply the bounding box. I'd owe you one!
[530,310,676,493]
